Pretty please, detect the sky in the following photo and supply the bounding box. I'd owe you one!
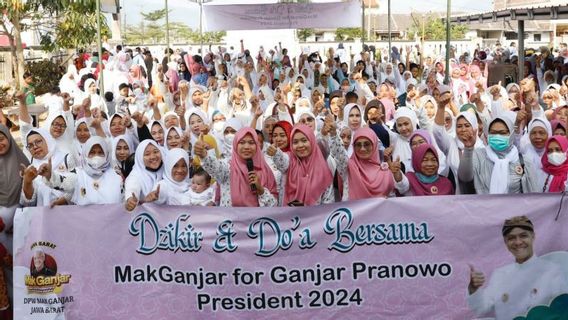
[117,0,494,29]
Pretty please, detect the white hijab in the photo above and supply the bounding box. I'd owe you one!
[125,140,165,198]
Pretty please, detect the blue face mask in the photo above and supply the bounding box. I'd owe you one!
[488,134,510,152]
[416,172,439,184]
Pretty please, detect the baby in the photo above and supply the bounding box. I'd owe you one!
[189,168,215,206]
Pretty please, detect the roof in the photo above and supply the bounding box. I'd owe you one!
[450,3,568,23]
[364,12,446,33]
[0,35,26,48]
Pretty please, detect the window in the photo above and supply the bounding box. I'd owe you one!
[533,33,541,41]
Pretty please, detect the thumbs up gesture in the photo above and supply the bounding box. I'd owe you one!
[144,185,161,203]
[193,133,208,159]
[125,192,138,212]
[468,264,485,295]
[267,143,278,157]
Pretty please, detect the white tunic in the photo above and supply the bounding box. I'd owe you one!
[468,256,568,319]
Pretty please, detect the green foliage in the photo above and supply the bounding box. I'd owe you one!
[296,28,314,42]
[25,59,66,96]
[335,28,362,41]
[407,18,468,41]
[140,9,167,22]
[124,21,226,45]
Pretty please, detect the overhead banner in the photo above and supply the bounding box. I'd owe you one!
[203,1,361,31]
[13,194,568,319]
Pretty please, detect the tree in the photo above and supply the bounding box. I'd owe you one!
[407,18,468,41]
[0,0,104,88]
[296,28,314,42]
[335,28,362,41]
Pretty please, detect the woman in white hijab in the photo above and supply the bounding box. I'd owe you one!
[20,128,74,207]
[111,134,136,179]
[458,113,538,194]
[49,136,123,205]
[146,148,191,205]
[519,118,552,191]
[82,78,107,114]
[124,140,165,211]
[220,118,243,159]
[342,103,365,132]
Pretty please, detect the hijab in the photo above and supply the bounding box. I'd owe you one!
[81,136,111,178]
[221,118,243,157]
[347,127,394,199]
[541,135,568,192]
[111,134,135,164]
[273,121,293,153]
[163,148,190,194]
[0,125,29,206]
[406,144,454,196]
[25,128,68,171]
[485,115,519,194]
[126,140,165,198]
[229,128,277,206]
[284,125,333,206]
[164,126,184,150]
[342,103,365,131]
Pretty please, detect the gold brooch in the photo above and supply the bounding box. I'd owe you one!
[93,182,99,190]
[80,188,86,197]
[430,186,438,194]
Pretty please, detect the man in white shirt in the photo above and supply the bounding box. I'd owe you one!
[467,216,568,320]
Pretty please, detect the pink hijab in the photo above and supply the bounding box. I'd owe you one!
[541,135,568,193]
[406,144,454,196]
[230,128,277,207]
[284,124,333,206]
[348,127,394,200]
[379,98,396,122]
[166,68,180,93]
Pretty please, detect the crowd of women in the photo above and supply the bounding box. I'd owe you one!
[0,40,567,316]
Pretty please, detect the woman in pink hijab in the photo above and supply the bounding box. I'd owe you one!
[540,135,568,192]
[128,64,147,87]
[270,124,334,206]
[395,143,454,196]
[195,127,277,207]
[326,121,395,200]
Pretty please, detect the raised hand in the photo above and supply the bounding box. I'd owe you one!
[21,164,38,184]
[125,193,138,212]
[193,133,208,159]
[266,143,278,157]
[468,264,485,295]
[144,185,160,203]
[37,157,52,181]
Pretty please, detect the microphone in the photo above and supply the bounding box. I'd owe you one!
[246,159,257,192]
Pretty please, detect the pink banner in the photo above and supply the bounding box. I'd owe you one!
[13,194,568,319]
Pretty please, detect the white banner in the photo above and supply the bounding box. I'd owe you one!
[203,1,361,31]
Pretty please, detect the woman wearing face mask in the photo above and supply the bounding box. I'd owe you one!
[540,135,568,192]
[325,121,395,200]
[112,134,135,179]
[195,128,277,207]
[458,114,538,194]
[49,137,123,205]
[145,148,192,205]
[20,129,75,207]
[394,143,455,196]
[219,118,243,159]
[124,140,165,211]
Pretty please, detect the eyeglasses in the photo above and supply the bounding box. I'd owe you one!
[51,123,67,129]
[354,141,372,149]
[26,139,44,150]
[300,117,315,123]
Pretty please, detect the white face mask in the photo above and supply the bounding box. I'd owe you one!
[87,155,107,169]
[548,152,567,166]
[224,133,235,146]
[213,121,226,133]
